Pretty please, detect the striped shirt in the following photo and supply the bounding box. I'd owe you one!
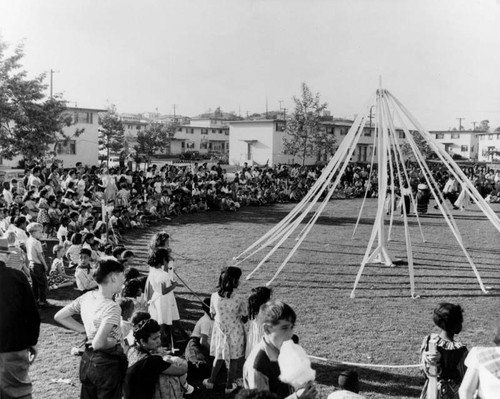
[67,290,122,343]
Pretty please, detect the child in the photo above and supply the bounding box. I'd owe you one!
[420,303,468,399]
[145,247,181,349]
[66,232,83,268]
[246,286,273,358]
[26,222,50,306]
[4,230,31,284]
[74,248,98,292]
[203,266,247,394]
[122,278,148,313]
[57,216,70,245]
[185,297,214,379]
[243,300,317,399]
[48,244,75,290]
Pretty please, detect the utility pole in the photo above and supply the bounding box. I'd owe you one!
[282,108,287,121]
[456,117,465,131]
[265,97,269,119]
[278,100,283,110]
[49,69,59,98]
[172,104,177,118]
[471,121,478,131]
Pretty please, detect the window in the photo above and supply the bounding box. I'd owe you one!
[497,134,500,139]
[56,140,76,155]
[489,134,494,140]
[181,141,185,149]
[276,122,286,132]
[479,135,485,140]
[451,133,460,139]
[211,129,216,134]
[219,129,223,134]
[74,112,93,124]
[225,129,229,136]
[201,128,208,135]
[178,127,182,132]
[136,125,141,130]
[461,145,468,152]
[435,133,444,139]
[364,128,371,137]
[471,146,474,152]
[327,127,334,135]
[200,141,208,149]
[398,131,405,139]
[186,142,195,149]
[340,128,348,136]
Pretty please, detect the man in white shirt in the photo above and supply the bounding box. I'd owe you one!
[2,182,13,206]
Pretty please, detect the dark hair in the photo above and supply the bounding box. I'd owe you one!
[71,233,83,245]
[433,303,464,334]
[125,267,140,281]
[93,258,125,284]
[122,278,143,298]
[217,266,242,298]
[147,247,170,268]
[131,311,151,327]
[235,389,280,399]
[80,248,92,257]
[258,300,296,326]
[338,370,360,393]
[14,216,27,227]
[133,318,160,344]
[117,297,134,316]
[82,233,95,243]
[248,287,272,320]
[112,246,125,259]
[122,250,135,259]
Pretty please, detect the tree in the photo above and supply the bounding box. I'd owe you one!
[400,130,436,160]
[0,40,76,163]
[133,121,176,160]
[478,120,490,132]
[283,82,329,165]
[98,105,124,166]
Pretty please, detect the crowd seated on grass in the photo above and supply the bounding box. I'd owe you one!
[1,159,500,398]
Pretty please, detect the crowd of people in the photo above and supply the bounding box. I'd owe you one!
[1,159,500,399]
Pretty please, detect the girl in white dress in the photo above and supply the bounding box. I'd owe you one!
[145,247,181,349]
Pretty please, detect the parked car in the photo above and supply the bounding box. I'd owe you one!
[0,168,25,184]
[179,151,201,161]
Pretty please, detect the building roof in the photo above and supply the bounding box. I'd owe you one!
[431,130,486,134]
[66,106,107,113]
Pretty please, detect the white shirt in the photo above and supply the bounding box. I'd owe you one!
[328,391,365,399]
[191,313,213,343]
[464,347,500,399]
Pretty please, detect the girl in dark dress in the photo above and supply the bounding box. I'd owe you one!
[420,303,468,399]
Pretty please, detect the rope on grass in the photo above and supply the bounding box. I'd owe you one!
[309,355,421,369]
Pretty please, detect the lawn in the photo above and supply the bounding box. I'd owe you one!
[32,198,500,398]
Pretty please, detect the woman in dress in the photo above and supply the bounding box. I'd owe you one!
[145,247,180,349]
[101,167,118,204]
[203,266,247,394]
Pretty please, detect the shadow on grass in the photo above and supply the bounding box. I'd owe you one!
[313,361,423,398]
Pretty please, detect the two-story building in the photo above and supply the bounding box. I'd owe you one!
[476,131,500,162]
[430,130,483,160]
[172,118,230,155]
[228,118,407,166]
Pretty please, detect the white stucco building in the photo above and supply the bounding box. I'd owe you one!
[228,119,407,166]
[477,131,500,162]
[430,130,482,160]
[171,118,229,155]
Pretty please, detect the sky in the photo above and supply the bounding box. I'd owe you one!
[1,0,500,130]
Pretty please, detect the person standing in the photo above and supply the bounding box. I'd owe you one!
[0,245,40,399]
[54,258,127,399]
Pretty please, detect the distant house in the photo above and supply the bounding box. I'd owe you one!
[0,106,105,168]
[172,118,229,155]
[476,131,500,162]
[228,118,405,166]
[430,130,482,160]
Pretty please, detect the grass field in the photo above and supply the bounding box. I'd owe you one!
[32,198,500,398]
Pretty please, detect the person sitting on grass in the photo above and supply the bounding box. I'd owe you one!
[48,244,75,290]
[327,370,365,399]
[420,302,467,399]
[75,248,98,292]
[124,318,194,399]
[184,297,213,379]
[243,300,317,399]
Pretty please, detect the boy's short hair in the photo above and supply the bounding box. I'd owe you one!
[26,222,42,234]
[53,244,63,254]
[80,248,92,257]
[122,250,135,259]
[93,257,125,284]
[258,300,296,326]
[117,297,134,315]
